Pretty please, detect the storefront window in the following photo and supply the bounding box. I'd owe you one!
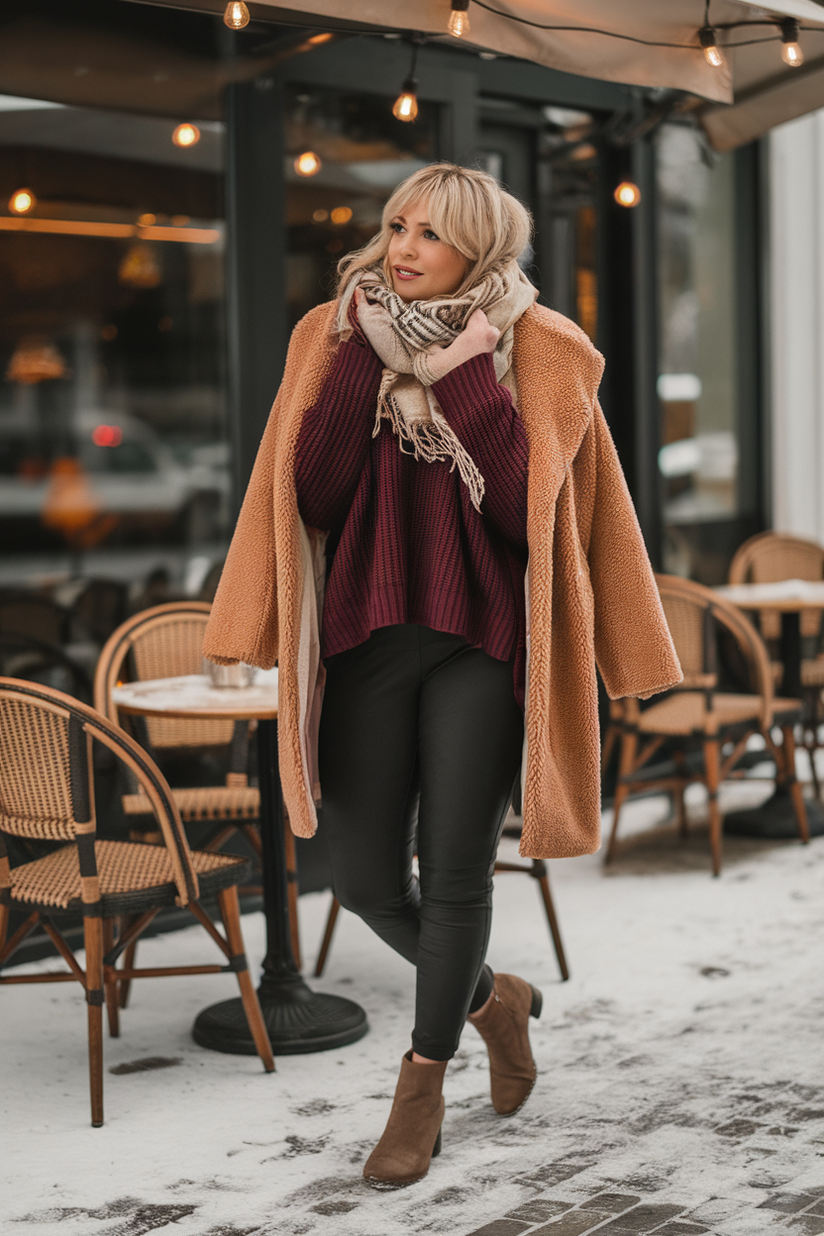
[657,122,739,579]
[477,102,598,340]
[285,84,439,327]
[538,105,598,340]
[0,92,228,689]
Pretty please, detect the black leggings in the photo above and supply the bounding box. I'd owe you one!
[318,624,524,1061]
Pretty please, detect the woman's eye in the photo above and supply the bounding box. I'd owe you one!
[423,230,439,241]
[390,222,404,233]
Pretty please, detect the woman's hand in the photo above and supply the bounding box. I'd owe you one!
[425,309,500,381]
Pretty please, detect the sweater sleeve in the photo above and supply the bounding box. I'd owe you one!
[295,338,383,530]
[432,351,528,551]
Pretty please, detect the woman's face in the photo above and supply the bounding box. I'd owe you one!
[386,198,469,302]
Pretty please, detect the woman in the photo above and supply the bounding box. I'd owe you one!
[204,164,681,1189]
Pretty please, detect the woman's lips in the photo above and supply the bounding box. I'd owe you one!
[394,266,422,280]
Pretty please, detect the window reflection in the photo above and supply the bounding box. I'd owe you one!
[285,84,439,327]
[0,91,228,684]
[657,123,739,580]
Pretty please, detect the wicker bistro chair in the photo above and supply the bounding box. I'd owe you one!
[0,678,274,1127]
[729,532,824,798]
[94,602,301,981]
[604,575,810,876]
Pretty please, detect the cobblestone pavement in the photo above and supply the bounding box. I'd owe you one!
[4,785,824,1236]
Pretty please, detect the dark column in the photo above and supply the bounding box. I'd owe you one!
[597,134,662,569]
[225,76,288,511]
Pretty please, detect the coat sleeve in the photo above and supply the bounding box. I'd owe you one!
[202,309,332,669]
[582,402,682,700]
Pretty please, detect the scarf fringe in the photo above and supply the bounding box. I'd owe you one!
[357,263,537,511]
[374,386,485,512]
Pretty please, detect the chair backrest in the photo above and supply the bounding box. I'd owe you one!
[94,602,234,750]
[656,574,774,726]
[729,532,824,639]
[0,677,198,905]
[0,589,67,647]
[70,578,129,645]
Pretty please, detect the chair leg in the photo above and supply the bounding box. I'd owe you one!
[117,929,138,1008]
[780,724,810,844]
[102,919,120,1038]
[673,751,688,837]
[534,861,569,981]
[601,722,618,776]
[605,730,637,863]
[703,738,722,877]
[282,823,301,972]
[805,691,822,801]
[314,896,341,978]
[84,914,105,1127]
[215,886,275,1072]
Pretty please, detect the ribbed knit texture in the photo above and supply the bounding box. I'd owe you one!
[295,338,529,705]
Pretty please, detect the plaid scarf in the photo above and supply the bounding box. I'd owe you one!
[337,263,537,511]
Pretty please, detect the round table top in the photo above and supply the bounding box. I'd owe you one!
[112,669,278,721]
[715,579,824,611]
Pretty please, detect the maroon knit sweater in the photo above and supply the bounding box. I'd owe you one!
[294,334,529,706]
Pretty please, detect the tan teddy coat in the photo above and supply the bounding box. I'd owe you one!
[203,299,682,859]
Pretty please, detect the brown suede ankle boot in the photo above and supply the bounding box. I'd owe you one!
[363,1051,447,1189]
[467,972,542,1115]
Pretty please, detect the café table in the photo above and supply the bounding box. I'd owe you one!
[713,578,824,838]
[112,670,369,1055]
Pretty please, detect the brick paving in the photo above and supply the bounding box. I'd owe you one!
[464,1183,824,1236]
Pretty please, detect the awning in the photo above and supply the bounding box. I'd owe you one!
[245,0,824,148]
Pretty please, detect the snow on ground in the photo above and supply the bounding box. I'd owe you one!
[2,779,824,1236]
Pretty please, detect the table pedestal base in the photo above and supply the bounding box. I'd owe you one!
[193,972,368,1056]
[724,787,824,839]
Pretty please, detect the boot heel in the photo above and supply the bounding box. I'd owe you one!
[432,1127,442,1157]
[529,985,543,1019]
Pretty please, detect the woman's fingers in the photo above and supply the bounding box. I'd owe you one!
[465,309,500,353]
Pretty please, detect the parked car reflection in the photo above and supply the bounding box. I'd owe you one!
[0,408,229,550]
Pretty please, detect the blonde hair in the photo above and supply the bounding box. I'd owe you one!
[336,162,533,304]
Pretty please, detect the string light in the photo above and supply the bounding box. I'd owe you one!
[118,243,161,289]
[393,85,419,122]
[393,43,420,123]
[699,26,725,69]
[223,1,250,29]
[172,123,200,148]
[614,181,642,208]
[294,151,322,176]
[448,1,471,39]
[781,19,804,67]
[9,188,36,215]
[468,0,820,69]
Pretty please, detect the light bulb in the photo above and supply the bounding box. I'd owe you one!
[393,81,419,123]
[294,151,322,176]
[699,27,725,69]
[9,188,36,214]
[614,181,641,208]
[223,1,250,29]
[173,123,200,148]
[781,20,804,67]
[448,8,471,38]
